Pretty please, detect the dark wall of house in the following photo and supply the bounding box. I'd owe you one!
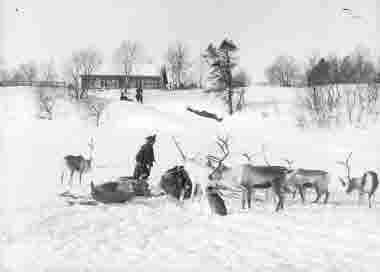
[81,75,162,90]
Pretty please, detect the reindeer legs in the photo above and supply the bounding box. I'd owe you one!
[272,178,284,212]
[312,185,321,203]
[297,185,305,204]
[69,170,74,187]
[61,171,65,185]
[241,187,248,209]
[79,172,83,185]
[323,191,330,204]
[247,187,253,209]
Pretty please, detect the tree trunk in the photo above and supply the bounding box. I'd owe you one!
[228,88,233,115]
[226,51,233,115]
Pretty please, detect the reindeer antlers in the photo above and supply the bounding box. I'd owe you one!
[242,153,252,162]
[172,136,187,162]
[207,135,231,171]
[261,144,271,166]
[337,152,353,180]
[282,158,294,169]
[215,135,230,161]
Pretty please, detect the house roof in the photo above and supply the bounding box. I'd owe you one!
[93,62,160,77]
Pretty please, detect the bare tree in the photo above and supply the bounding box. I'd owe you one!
[64,47,102,99]
[0,68,10,81]
[350,45,376,83]
[190,51,207,89]
[40,58,58,81]
[265,55,300,87]
[0,57,8,81]
[165,41,191,88]
[113,40,143,91]
[233,69,251,111]
[18,61,39,81]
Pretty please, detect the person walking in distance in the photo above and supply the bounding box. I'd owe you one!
[133,134,156,180]
[135,80,144,103]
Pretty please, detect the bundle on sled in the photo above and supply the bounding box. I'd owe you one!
[159,166,193,200]
[90,177,151,204]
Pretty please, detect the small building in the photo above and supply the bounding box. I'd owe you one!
[80,74,162,90]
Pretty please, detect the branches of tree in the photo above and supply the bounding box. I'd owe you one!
[40,58,58,82]
[165,41,191,89]
[113,40,143,92]
[266,46,378,87]
[308,47,377,86]
[265,55,300,87]
[5,61,40,81]
[186,106,223,122]
[203,39,241,115]
[64,47,102,100]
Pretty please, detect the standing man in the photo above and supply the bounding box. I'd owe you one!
[139,82,144,103]
[135,80,144,103]
[133,134,156,180]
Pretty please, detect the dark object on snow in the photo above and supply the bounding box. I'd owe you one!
[133,163,152,180]
[90,181,136,203]
[117,176,152,197]
[186,107,223,122]
[159,166,193,200]
[120,92,133,101]
[206,185,227,216]
[135,81,143,103]
[133,135,156,179]
[160,66,168,88]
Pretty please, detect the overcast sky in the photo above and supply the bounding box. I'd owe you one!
[0,0,378,80]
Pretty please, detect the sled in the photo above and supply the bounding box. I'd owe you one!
[90,177,152,204]
[59,190,99,206]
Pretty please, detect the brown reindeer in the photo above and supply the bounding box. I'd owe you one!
[61,138,95,186]
[337,152,379,208]
[207,138,289,212]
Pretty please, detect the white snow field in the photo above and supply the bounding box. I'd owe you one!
[1,86,380,271]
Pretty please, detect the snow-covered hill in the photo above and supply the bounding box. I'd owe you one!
[1,86,380,271]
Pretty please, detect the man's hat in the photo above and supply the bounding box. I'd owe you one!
[146,134,156,142]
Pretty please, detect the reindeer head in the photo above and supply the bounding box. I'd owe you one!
[337,152,353,193]
[207,136,231,181]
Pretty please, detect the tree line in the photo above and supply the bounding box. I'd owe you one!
[265,46,380,87]
[0,39,249,115]
[0,41,209,98]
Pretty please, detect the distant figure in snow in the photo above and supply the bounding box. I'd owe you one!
[135,81,143,103]
[133,134,156,180]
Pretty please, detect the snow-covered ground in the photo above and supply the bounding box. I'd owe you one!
[1,86,380,271]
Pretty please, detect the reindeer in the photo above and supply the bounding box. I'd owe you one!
[207,138,289,212]
[284,168,331,204]
[171,136,212,202]
[61,138,95,186]
[337,152,379,208]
